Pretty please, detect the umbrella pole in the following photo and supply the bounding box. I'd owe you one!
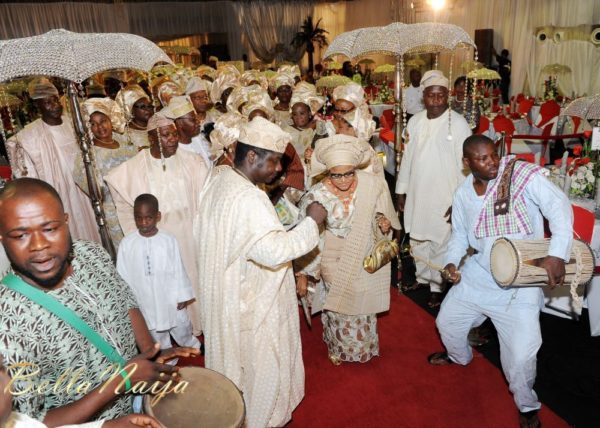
[67,82,116,261]
[394,54,404,174]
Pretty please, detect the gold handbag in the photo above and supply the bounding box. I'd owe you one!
[363,216,399,274]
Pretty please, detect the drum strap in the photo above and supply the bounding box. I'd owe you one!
[493,158,520,216]
[1,273,127,367]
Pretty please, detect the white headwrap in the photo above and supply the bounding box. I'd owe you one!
[147,113,175,132]
[115,84,149,120]
[157,81,182,108]
[210,70,240,104]
[82,97,126,134]
[277,64,301,79]
[420,70,449,89]
[291,82,326,115]
[332,83,375,141]
[28,77,59,100]
[332,82,365,107]
[209,112,245,158]
[241,87,274,120]
[271,72,296,91]
[226,84,255,114]
[241,70,269,90]
[196,65,216,80]
[162,95,195,119]
[311,134,373,177]
[185,77,211,96]
[238,116,290,154]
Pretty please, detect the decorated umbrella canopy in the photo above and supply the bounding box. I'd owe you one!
[405,56,426,68]
[323,22,475,168]
[325,61,343,71]
[373,64,396,74]
[467,67,501,80]
[315,75,352,88]
[541,63,572,75]
[461,60,483,73]
[0,29,170,83]
[0,29,172,259]
[358,58,375,65]
[561,94,600,120]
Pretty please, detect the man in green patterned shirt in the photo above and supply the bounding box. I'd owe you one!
[0,178,199,426]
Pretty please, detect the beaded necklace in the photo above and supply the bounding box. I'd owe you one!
[325,177,357,214]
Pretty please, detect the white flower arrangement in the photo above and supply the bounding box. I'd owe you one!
[570,162,596,198]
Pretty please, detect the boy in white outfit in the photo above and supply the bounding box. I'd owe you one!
[117,193,200,351]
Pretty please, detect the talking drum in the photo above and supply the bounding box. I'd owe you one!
[144,367,245,428]
[490,238,594,287]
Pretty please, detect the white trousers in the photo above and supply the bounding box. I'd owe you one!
[149,310,201,350]
[410,232,451,292]
[436,287,542,412]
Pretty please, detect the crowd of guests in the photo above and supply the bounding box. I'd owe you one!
[0,57,568,428]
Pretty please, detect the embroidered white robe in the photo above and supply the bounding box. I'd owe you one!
[194,168,319,428]
[6,117,100,242]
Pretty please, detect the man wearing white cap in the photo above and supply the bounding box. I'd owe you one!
[396,70,471,307]
[105,113,209,334]
[162,95,212,168]
[195,117,327,428]
[6,77,101,243]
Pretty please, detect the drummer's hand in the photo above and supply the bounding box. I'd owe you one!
[442,263,461,284]
[156,346,200,364]
[540,255,566,289]
[103,414,163,428]
[295,273,309,298]
[125,343,179,386]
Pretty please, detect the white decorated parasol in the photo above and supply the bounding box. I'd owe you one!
[0,29,171,83]
[561,94,600,120]
[323,22,475,171]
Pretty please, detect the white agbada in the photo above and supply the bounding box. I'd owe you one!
[6,117,100,242]
[396,109,471,243]
[117,230,195,331]
[194,168,320,428]
[104,148,208,333]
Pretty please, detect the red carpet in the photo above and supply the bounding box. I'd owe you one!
[288,292,568,428]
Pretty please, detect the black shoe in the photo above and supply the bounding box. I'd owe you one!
[518,410,541,428]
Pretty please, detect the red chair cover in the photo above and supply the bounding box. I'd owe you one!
[380,109,395,130]
[535,100,561,129]
[572,205,595,244]
[379,128,395,144]
[492,114,516,153]
[476,115,490,135]
[517,98,535,117]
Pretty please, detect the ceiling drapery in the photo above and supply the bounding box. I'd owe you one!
[0,1,244,59]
